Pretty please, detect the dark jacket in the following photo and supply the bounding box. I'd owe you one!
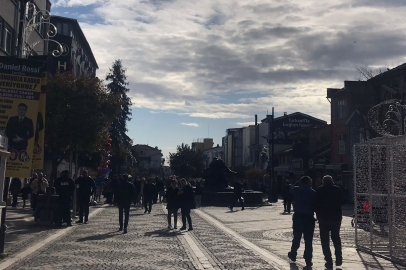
[143,183,156,198]
[117,180,136,207]
[283,183,292,199]
[134,181,141,193]
[166,186,179,209]
[180,185,195,209]
[315,183,344,221]
[195,185,203,196]
[9,178,22,195]
[291,183,316,216]
[5,116,34,151]
[55,176,75,200]
[156,180,164,192]
[233,182,243,195]
[21,187,30,199]
[75,176,96,199]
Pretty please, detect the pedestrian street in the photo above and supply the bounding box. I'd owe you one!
[0,202,405,270]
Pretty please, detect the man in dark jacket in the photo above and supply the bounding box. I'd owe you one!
[229,180,244,211]
[55,170,75,226]
[179,179,195,231]
[75,170,96,224]
[110,175,120,205]
[166,179,179,229]
[5,103,34,152]
[117,174,135,233]
[315,175,345,268]
[9,178,22,207]
[283,179,293,213]
[143,178,156,213]
[288,176,316,268]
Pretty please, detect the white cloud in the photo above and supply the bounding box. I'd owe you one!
[236,122,255,126]
[181,122,199,127]
[57,0,406,123]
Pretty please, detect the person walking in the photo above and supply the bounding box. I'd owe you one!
[138,178,145,206]
[117,174,135,234]
[10,178,22,207]
[110,175,120,205]
[166,179,180,229]
[75,171,96,224]
[179,178,195,231]
[229,180,244,211]
[133,177,140,206]
[194,182,203,208]
[315,175,344,268]
[21,183,30,208]
[283,179,293,213]
[288,176,316,269]
[143,178,155,213]
[156,178,165,203]
[54,170,75,227]
[30,173,48,211]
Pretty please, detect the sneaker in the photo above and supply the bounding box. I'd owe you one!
[336,257,343,266]
[144,210,148,213]
[75,220,83,224]
[325,262,333,268]
[123,229,127,234]
[288,252,296,262]
[241,208,244,211]
[119,227,123,231]
[228,206,233,211]
[180,227,186,231]
[148,211,151,214]
[188,227,193,231]
[84,221,88,224]
[174,226,177,229]
[168,225,172,230]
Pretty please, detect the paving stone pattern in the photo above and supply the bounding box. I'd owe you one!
[190,211,276,270]
[8,206,194,270]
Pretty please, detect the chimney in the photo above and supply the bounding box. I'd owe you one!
[255,114,259,145]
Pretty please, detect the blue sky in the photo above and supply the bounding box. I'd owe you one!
[50,0,406,161]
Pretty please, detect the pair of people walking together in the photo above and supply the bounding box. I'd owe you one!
[166,178,195,231]
[288,175,344,269]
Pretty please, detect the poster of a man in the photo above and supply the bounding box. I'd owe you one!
[5,103,34,152]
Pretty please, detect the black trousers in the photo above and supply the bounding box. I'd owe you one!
[78,198,90,222]
[284,198,292,213]
[167,208,178,227]
[319,219,342,262]
[59,200,71,225]
[181,207,192,229]
[290,213,315,262]
[230,193,244,209]
[144,197,153,212]
[12,194,18,207]
[119,205,130,229]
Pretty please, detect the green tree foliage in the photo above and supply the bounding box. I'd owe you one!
[45,72,121,184]
[106,60,133,173]
[169,144,205,179]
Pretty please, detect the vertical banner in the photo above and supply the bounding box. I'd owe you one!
[0,57,44,178]
[32,72,47,169]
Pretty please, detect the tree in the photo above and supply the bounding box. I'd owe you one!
[169,144,206,179]
[45,72,121,185]
[105,60,133,174]
[355,65,387,81]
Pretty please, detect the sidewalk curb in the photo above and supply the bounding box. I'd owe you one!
[0,205,107,270]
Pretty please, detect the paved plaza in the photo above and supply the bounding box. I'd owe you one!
[0,202,404,270]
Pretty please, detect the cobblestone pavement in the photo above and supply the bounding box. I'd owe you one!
[190,211,276,270]
[6,205,194,270]
[4,203,100,258]
[200,203,406,270]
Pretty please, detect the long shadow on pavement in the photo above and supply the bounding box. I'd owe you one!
[144,229,177,238]
[76,231,119,242]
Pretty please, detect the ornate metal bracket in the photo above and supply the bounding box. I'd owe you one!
[368,99,406,137]
[21,2,67,58]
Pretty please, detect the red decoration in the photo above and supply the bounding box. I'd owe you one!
[363,202,370,210]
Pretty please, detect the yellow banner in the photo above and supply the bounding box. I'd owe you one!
[0,57,45,178]
[32,72,47,170]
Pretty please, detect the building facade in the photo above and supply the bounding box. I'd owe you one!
[132,144,163,171]
[202,145,223,168]
[191,138,213,152]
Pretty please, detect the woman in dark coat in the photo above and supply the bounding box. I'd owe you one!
[166,179,179,229]
[178,179,195,231]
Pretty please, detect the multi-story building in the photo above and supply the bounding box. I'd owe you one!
[0,0,51,57]
[222,128,243,168]
[132,144,163,172]
[191,138,213,152]
[202,144,223,168]
[48,16,98,77]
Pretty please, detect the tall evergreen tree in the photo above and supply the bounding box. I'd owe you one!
[106,60,133,173]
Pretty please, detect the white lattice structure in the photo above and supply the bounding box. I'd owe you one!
[354,135,406,265]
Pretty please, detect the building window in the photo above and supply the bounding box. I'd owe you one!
[338,136,345,154]
[337,100,346,119]
[5,27,12,54]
